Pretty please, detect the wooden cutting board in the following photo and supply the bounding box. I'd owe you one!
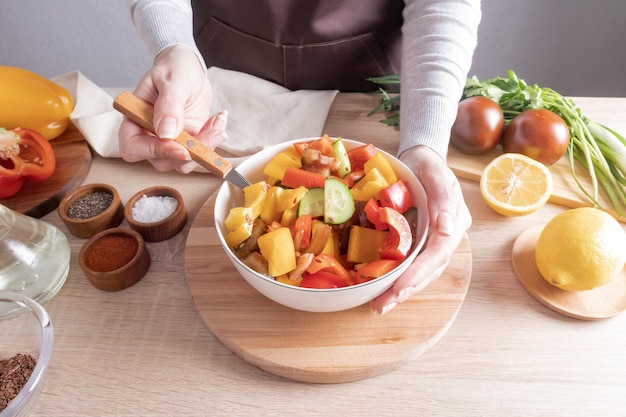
[447,146,626,223]
[185,191,472,383]
[1,124,92,218]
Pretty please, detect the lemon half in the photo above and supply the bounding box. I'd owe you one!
[480,153,553,216]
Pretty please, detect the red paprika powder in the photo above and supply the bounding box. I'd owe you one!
[85,233,138,272]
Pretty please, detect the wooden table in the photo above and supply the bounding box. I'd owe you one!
[24,94,626,416]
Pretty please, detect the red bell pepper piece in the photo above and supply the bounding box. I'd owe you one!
[378,207,413,260]
[378,180,415,214]
[300,271,351,289]
[363,197,388,230]
[347,143,377,173]
[0,127,55,198]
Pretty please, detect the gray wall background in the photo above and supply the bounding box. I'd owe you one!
[1,0,625,96]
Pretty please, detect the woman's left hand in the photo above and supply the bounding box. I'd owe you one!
[369,145,472,315]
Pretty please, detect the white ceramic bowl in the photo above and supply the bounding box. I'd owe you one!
[214,138,429,312]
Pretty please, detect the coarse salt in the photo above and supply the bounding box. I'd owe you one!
[132,195,178,223]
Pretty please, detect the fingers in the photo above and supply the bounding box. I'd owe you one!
[369,146,472,315]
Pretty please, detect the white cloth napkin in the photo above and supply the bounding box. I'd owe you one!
[52,68,338,165]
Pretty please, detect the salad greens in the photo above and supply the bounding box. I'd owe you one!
[368,71,626,216]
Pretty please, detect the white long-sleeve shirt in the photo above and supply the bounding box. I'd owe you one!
[125,0,481,158]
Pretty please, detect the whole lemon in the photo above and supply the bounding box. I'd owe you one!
[535,207,626,291]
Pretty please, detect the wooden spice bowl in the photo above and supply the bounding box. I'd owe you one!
[78,227,151,291]
[58,183,125,239]
[124,186,187,242]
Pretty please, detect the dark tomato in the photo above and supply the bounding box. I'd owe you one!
[502,109,570,166]
[450,96,504,155]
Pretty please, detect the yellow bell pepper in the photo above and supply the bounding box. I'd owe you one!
[346,225,389,263]
[257,227,297,276]
[0,66,74,140]
[262,151,302,180]
[243,181,269,219]
[364,152,398,185]
[275,186,308,212]
[350,167,389,202]
[280,206,298,227]
[260,186,283,225]
[224,206,254,248]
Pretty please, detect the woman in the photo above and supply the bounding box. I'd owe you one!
[121,0,480,314]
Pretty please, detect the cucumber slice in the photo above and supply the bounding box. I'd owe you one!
[324,178,355,224]
[298,187,324,217]
[332,138,351,178]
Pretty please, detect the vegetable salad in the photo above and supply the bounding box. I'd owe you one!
[223,135,417,289]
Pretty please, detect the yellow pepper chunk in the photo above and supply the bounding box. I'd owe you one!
[243,181,269,219]
[257,227,297,276]
[260,186,283,225]
[350,167,389,202]
[364,152,398,185]
[262,151,302,180]
[280,206,298,227]
[275,186,308,212]
[224,207,254,248]
[346,226,389,263]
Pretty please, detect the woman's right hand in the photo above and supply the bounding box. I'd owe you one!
[118,44,228,173]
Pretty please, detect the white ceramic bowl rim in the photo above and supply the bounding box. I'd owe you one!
[0,292,54,417]
[214,138,429,293]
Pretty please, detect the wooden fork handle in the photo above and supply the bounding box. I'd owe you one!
[113,91,233,178]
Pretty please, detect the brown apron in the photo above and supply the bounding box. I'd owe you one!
[192,0,404,92]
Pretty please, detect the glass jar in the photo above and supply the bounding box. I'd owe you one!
[0,204,70,310]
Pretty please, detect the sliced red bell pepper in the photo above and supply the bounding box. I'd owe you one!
[379,180,415,214]
[0,127,56,198]
[300,270,353,289]
[281,166,326,189]
[347,143,377,173]
[378,207,413,260]
[363,197,388,230]
[353,259,402,284]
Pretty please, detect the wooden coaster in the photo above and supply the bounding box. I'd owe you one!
[512,225,626,320]
[185,191,472,383]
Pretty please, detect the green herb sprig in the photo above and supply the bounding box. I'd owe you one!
[367,75,401,128]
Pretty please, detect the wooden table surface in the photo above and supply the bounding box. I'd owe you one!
[23,93,626,416]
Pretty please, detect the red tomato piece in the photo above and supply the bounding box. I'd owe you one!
[347,144,377,173]
[306,253,352,285]
[354,259,402,284]
[281,166,326,189]
[363,198,388,230]
[300,271,351,289]
[378,207,412,260]
[378,181,414,214]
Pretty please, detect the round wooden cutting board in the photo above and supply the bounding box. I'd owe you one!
[1,125,92,218]
[185,191,473,383]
